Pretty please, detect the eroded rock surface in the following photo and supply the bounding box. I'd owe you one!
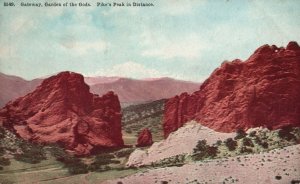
[136,128,153,147]
[164,42,300,137]
[0,71,124,155]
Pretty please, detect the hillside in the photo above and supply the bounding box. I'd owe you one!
[122,99,165,144]
[0,73,42,107]
[0,73,199,107]
[90,77,200,104]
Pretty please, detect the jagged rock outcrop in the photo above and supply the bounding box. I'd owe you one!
[163,41,300,138]
[136,128,153,147]
[0,71,124,155]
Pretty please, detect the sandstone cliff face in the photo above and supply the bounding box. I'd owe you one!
[0,71,124,155]
[163,42,300,138]
[136,128,153,147]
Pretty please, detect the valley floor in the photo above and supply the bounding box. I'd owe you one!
[104,144,300,184]
[1,143,299,184]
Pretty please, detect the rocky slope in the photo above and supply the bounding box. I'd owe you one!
[164,41,300,137]
[122,99,165,142]
[0,71,124,155]
[127,121,235,167]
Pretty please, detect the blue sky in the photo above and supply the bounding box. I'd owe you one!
[0,0,299,82]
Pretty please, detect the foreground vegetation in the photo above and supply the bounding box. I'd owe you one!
[0,127,136,175]
[190,126,300,162]
[143,126,300,168]
[1,122,300,183]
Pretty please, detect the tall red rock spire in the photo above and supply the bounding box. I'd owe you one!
[163,42,300,138]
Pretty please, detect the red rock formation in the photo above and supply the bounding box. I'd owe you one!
[136,128,153,147]
[0,71,124,155]
[163,41,300,138]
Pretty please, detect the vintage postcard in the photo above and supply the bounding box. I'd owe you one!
[0,0,299,183]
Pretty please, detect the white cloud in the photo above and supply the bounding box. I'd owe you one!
[60,40,110,55]
[0,45,15,60]
[141,32,205,60]
[86,61,206,82]
[88,61,162,78]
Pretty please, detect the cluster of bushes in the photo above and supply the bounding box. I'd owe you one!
[253,136,269,149]
[115,148,135,158]
[224,138,238,151]
[62,156,89,175]
[192,140,218,161]
[234,129,247,140]
[0,157,10,170]
[47,145,89,174]
[48,145,126,174]
[0,127,47,164]
[278,126,297,141]
[151,154,185,167]
[0,127,6,139]
[14,141,46,164]
[88,153,120,172]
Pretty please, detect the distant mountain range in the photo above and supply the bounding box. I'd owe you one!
[89,77,200,105]
[0,73,43,108]
[0,72,200,107]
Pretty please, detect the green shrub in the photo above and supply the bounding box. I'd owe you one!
[278,126,296,141]
[57,155,88,175]
[0,127,6,139]
[0,157,10,166]
[225,138,237,151]
[89,153,119,172]
[240,146,253,154]
[0,147,5,156]
[254,136,262,145]
[43,144,88,175]
[152,155,185,167]
[242,137,254,147]
[275,175,282,180]
[14,143,46,164]
[234,129,247,140]
[260,142,269,149]
[115,148,135,158]
[94,153,115,165]
[249,131,256,137]
[215,140,222,146]
[193,140,218,160]
[67,161,88,175]
[48,145,70,161]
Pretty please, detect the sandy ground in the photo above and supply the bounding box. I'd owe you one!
[105,144,300,184]
[127,122,235,167]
